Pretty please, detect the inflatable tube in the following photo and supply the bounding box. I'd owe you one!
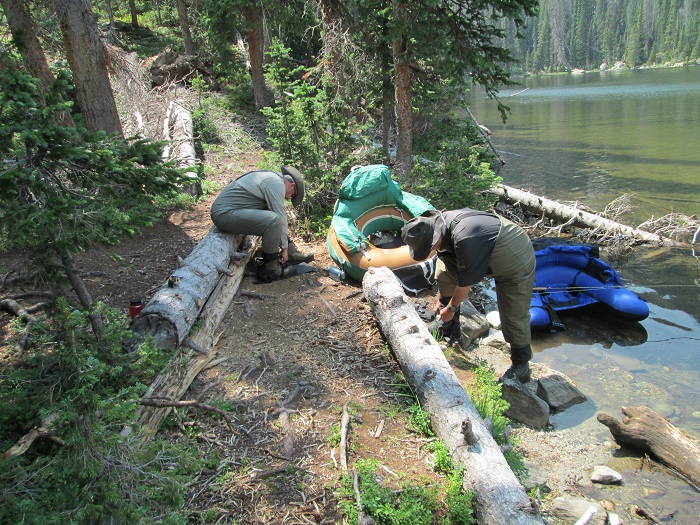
[327,205,436,282]
[325,165,437,289]
[530,244,649,329]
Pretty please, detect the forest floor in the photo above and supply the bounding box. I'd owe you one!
[1,145,658,525]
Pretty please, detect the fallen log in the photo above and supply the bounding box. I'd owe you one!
[597,406,700,489]
[134,234,258,441]
[2,413,65,460]
[129,228,253,351]
[491,184,685,247]
[363,266,542,525]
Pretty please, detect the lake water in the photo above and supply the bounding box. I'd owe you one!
[469,67,700,518]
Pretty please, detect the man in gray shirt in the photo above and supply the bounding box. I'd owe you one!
[211,166,313,282]
[402,208,536,383]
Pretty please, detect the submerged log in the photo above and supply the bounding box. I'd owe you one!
[363,266,542,525]
[597,406,700,489]
[492,184,684,247]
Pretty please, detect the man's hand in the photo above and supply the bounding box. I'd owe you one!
[279,248,289,264]
[437,306,455,323]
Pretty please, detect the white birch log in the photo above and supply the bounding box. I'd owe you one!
[492,184,684,247]
[129,229,256,351]
[362,266,543,525]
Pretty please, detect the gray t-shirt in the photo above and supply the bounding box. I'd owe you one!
[210,170,289,248]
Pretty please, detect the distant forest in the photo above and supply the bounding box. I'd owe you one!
[499,0,700,72]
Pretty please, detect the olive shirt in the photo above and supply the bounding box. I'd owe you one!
[210,171,289,251]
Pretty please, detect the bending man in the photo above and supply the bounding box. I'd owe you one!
[211,166,313,282]
[401,209,536,382]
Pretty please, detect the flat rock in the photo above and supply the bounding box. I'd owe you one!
[480,331,509,353]
[546,497,606,525]
[590,465,623,485]
[520,460,550,493]
[536,374,587,411]
[502,378,550,429]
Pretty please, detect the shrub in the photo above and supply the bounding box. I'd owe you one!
[0,300,198,524]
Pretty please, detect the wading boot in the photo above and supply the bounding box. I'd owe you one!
[287,240,314,263]
[428,296,460,344]
[256,252,284,283]
[499,344,533,383]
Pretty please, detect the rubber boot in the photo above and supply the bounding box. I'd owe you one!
[499,344,533,383]
[256,251,283,283]
[446,304,461,345]
[429,296,455,342]
[287,239,314,263]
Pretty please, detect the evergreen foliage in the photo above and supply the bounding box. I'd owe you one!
[0,300,198,524]
[500,0,700,71]
[0,66,186,287]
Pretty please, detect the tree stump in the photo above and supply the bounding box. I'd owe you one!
[363,266,543,525]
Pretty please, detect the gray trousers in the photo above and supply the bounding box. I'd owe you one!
[436,216,535,348]
[211,209,282,254]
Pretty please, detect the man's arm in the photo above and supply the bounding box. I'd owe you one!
[437,285,471,322]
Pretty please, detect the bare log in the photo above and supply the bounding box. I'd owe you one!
[597,406,700,489]
[492,184,685,247]
[169,98,200,196]
[2,414,65,460]
[362,266,542,525]
[134,235,258,441]
[129,229,254,351]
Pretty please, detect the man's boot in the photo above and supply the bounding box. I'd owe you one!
[287,239,314,263]
[499,344,533,383]
[446,304,461,345]
[256,252,284,283]
[429,296,459,343]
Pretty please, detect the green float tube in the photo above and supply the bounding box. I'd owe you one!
[326,164,437,284]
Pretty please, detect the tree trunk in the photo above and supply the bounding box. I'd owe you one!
[169,99,200,195]
[598,406,700,489]
[0,0,75,127]
[1,0,53,100]
[244,5,272,109]
[362,267,543,525]
[392,1,412,179]
[104,0,116,39]
[53,0,122,136]
[128,0,139,28]
[135,236,257,441]
[491,184,685,247]
[59,250,104,336]
[176,0,196,56]
[129,230,256,351]
[381,20,393,164]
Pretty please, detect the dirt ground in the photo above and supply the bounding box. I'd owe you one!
[0,150,457,523]
[0,149,634,524]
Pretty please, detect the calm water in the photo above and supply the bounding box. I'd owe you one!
[469,67,700,222]
[470,68,700,518]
